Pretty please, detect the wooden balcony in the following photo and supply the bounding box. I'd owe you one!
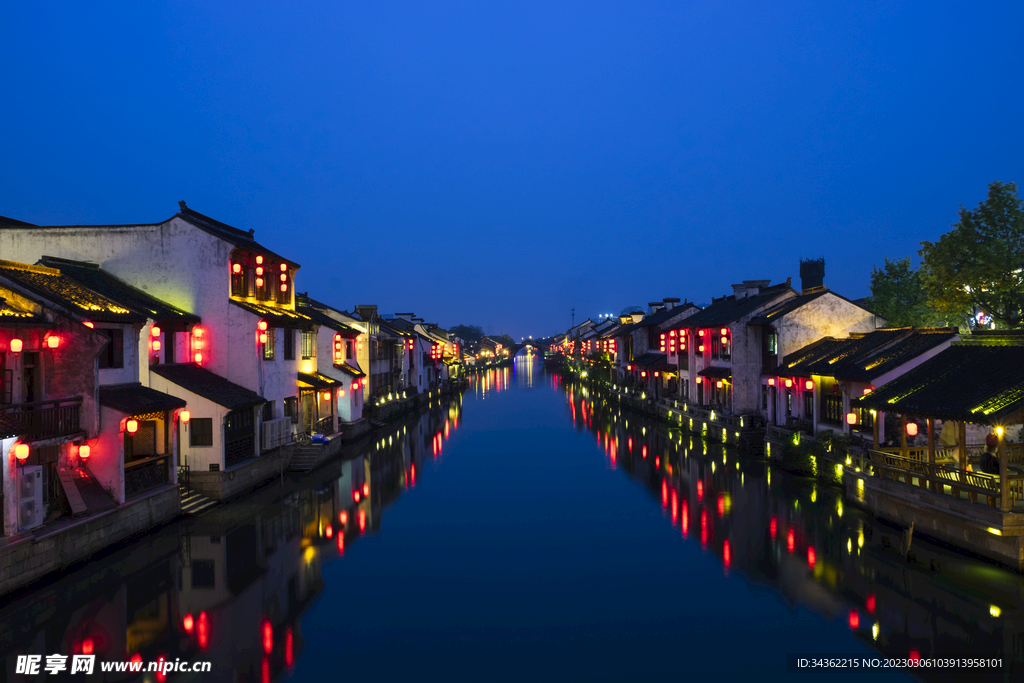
[1,398,82,440]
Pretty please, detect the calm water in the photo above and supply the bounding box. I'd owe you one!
[2,354,1021,682]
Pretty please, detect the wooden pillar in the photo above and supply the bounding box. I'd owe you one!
[999,428,1010,512]
[900,415,908,458]
[872,411,880,451]
[927,419,935,464]
[959,422,967,471]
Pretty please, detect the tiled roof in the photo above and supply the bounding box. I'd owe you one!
[0,260,146,323]
[698,365,732,379]
[615,304,699,337]
[854,340,1024,424]
[0,295,46,325]
[630,352,668,368]
[298,372,342,389]
[151,363,266,410]
[0,412,25,439]
[38,257,200,323]
[177,206,299,268]
[672,281,792,329]
[333,363,366,379]
[98,382,187,415]
[295,301,360,336]
[0,215,37,227]
[230,300,317,328]
[782,328,957,382]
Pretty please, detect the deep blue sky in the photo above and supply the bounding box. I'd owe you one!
[2,2,1022,338]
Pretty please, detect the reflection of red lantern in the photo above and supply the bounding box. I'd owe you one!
[126,419,139,434]
[848,610,860,630]
[906,422,918,437]
[183,614,194,633]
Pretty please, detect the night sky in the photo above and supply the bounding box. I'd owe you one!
[2,2,1022,339]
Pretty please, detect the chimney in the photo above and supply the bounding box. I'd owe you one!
[355,304,378,322]
[800,258,825,293]
[663,297,680,310]
[648,301,665,313]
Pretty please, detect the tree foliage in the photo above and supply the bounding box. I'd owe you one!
[449,325,484,342]
[868,257,943,327]
[919,181,1024,329]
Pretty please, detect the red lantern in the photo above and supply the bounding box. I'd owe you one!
[698,345,705,353]
[768,378,775,386]
[259,333,267,344]
[256,277,264,288]
[695,377,703,384]
[280,263,288,272]
[698,330,705,337]
[906,422,918,437]
[641,371,647,378]
[194,352,203,364]
[258,320,268,331]
[180,410,191,424]
[784,379,792,388]
[14,443,29,461]
[47,336,59,349]
[232,263,241,274]
[716,380,723,388]
[78,444,91,458]
[10,339,22,353]
[151,326,161,337]
[352,380,360,390]
[804,380,813,391]
[863,387,873,395]
[256,255,264,265]
[152,340,162,352]
[126,419,139,434]
[280,284,288,292]
[256,266,264,276]
[720,328,728,336]
[846,412,858,425]
[280,273,287,282]
[322,391,331,401]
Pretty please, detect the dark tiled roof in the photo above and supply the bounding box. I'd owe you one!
[298,372,341,389]
[671,281,792,330]
[782,328,957,382]
[616,304,700,337]
[629,352,667,368]
[0,215,37,227]
[0,295,47,325]
[698,365,732,379]
[229,300,317,328]
[98,382,187,415]
[151,363,266,410]
[0,260,146,323]
[38,257,200,323]
[0,412,25,439]
[333,363,366,379]
[296,301,360,336]
[178,206,299,268]
[854,342,1024,424]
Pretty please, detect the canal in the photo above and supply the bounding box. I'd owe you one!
[1,353,1021,682]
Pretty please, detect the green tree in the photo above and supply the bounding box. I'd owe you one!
[868,257,941,327]
[450,325,484,342]
[919,181,1024,329]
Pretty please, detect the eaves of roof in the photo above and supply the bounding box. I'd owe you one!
[230,300,317,328]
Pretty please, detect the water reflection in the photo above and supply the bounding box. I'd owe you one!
[560,380,1024,680]
[0,395,463,681]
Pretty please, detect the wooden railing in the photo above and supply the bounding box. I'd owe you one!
[1,398,82,440]
[314,415,334,436]
[866,449,1024,508]
[880,443,1024,465]
[125,455,169,498]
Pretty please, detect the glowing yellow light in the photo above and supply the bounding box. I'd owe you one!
[990,605,1002,617]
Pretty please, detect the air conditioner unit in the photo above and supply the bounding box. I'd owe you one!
[19,465,44,531]
[262,416,293,450]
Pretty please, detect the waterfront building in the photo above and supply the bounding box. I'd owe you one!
[612,298,699,399]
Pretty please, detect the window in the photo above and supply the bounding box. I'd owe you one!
[803,392,814,420]
[191,560,215,589]
[231,269,248,297]
[190,418,214,447]
[345,341,353,360]
[262,328,275,360]
[284,329,295,360]
[97,328,124,369]
[262,401,274,421]
[284,397,299,423]
[0,355,10,404]
[301,330,315,359]
[277,276,290,304]
[164,332,175,363]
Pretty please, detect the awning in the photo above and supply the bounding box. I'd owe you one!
[333,363,366,379]
[697,366,732,379]
[151,363,266,410]
[99,382,187,415]
[298,372,342,389]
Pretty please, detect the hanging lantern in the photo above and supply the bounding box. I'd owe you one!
[352,380,360,390]
[846,412,858,425]
[280,284,288,292]
[256,266,264,276]
[78,444,91,459]
[720,328,728,336]
[716,380,723,388]
[259,333,267,344]
[256,255,264,265]
[280,273,287,282]
[258,321,268,332]
[695,377,703,384]
[804,380,813,391]
[194,352,203,364]
[698,345,704,353]
[256,277,264,288]
[232,263,241,274]
[180,410,191,424]
[151,326,161,338]
[339,389,345,397]
[126,419,139,434]
[906,422,918,437]
[768,378,775,386]
[10,339,23,353]
[46,336,60,349]
[784,379,793,388]
[152,340,162,352]
[322,391,331,401]
[14,443,29,461]
[721,336,728,345]
[698,330,705,336]
[280,263,288,272]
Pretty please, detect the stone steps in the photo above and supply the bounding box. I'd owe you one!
[180,487,218,516]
